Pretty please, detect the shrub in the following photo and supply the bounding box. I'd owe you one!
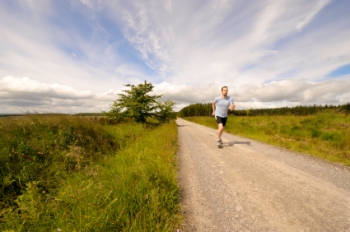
[0,114,120,210]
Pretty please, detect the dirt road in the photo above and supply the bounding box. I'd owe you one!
[176,118,350,231]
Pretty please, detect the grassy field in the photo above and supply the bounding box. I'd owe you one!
[183,112,350,166]
[0,115,181,231]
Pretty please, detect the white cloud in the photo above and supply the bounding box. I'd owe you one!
[95,89,120,101]
[0,76,92,99]
[155,77,350,110]
[152,0,337,89]
[296,0,330,31]
[1,0,349,114]
[105,0,337,87]
[0,1,151,94]
[1,75,348,114]
[241,78,350,104]
[0,76,114,113]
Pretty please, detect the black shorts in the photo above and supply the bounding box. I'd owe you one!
[215,116,227,126]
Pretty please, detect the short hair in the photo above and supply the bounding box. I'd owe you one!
[221,86,228,91]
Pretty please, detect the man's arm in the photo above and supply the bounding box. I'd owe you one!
[212,102,216,116]
[229,103,235,111]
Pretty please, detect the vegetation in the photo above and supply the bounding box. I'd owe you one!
[183,112,350,166]
[74,112,105,116]
[0,114,24,118]
[178,102,350,117]
[0,114,181,231]
[106,81,176,124]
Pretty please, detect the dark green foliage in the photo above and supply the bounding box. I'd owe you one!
[311,128,322,138]
[106,81,176,124]
[178,102,350,117]
[154,100,177,123]
[0,114,23,117]
[340,103,350,114]
[177,103,212,117]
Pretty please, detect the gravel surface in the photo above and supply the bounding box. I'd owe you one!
[176,118,350,232]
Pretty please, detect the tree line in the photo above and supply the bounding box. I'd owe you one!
[177,102,350,117]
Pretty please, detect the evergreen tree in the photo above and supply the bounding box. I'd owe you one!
[106,81,176,123]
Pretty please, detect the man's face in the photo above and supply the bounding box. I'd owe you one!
[222,87,228,96]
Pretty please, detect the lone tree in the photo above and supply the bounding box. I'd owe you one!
[106,81,176,123]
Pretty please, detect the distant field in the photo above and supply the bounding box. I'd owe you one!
[0,114,23,117]
[0,113,105,117]
[183,112,350,166]
[74,112,105,116]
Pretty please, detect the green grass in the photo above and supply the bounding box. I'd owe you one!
[183,112,350,166]
[1,115,181,231]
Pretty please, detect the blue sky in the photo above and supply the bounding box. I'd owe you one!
[1,0,350,113]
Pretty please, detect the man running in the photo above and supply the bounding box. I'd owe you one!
[212,86,235,147]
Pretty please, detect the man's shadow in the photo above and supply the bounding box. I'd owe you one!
[221,141,251,147]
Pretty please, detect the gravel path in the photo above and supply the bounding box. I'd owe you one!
[176,118,350,232]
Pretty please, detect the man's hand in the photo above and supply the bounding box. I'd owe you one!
[212,112,215,116]
[229,104,235,111]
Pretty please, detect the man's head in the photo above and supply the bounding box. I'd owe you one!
[221,86,228,97]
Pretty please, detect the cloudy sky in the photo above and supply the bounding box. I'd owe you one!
[1,0,350,114]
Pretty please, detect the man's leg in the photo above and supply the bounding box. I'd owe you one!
[217,123,224,140]
[215,116,225,146]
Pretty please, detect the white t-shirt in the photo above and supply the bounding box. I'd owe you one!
[213,96,234,118]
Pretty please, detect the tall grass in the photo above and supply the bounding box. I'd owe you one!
[183,112,350,166]
[0,115,141,209]
[1,115,181,231]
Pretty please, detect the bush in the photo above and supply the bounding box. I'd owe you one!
[0,114,123,210]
